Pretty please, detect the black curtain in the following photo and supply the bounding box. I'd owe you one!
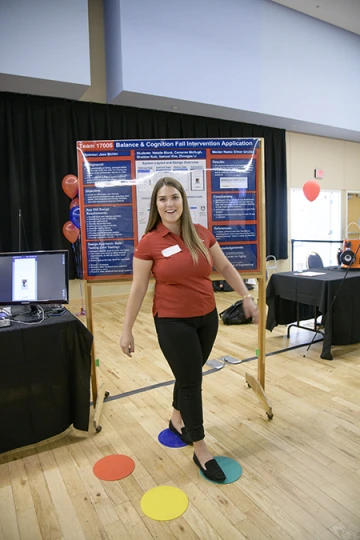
[0,92,288,278]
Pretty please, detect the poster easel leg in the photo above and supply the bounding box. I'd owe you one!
[246,277,273,419]
[93,383,109,433]
[84,281,108,432]
[245,372,273,419]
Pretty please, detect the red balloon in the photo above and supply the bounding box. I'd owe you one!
[63,221,80,243]
[70,197,79,209]
[303,180,320,202]
[62,174,78,199]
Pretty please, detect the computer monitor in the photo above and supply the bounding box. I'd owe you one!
[0,250,69,306]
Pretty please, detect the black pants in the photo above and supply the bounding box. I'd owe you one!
[154,308,218,442]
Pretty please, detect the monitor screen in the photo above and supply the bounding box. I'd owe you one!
[0,250,69,305]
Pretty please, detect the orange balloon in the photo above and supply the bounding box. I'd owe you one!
[62,221,80,243]
[62,174,78,199]
[303,180,320,202]
[70,197,79,209]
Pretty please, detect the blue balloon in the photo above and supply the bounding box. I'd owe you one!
[70,206,81,229]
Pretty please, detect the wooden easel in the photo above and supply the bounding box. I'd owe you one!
[83,138,272,427]
[244,141,273,419]
[244,275,273,419]
[84,281,108,432]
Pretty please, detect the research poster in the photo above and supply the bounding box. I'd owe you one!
[76,138,262,280]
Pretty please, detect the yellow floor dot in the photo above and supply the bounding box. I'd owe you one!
[141,486,188,521]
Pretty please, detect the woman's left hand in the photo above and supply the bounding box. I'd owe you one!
[243,297,259,324]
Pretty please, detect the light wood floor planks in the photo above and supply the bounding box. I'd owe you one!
[1,290,360,540]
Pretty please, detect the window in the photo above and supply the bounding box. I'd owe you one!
[290,189,341,269]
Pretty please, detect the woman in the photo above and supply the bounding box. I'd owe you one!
[120,177,258,482]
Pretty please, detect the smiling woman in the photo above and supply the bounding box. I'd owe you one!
[119,176,258,482]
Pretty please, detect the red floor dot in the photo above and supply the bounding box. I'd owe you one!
[93,454,135,481]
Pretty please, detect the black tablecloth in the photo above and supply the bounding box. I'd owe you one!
[266,268,360,359]
[0,310,93,453]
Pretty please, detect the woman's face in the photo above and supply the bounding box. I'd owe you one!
[156,185,183,229]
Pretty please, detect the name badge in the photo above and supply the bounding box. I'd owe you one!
[161,245,181,257]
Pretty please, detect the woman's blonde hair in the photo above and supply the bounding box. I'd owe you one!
[145,177,211,264]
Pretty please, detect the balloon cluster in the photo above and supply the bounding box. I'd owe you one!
[62,174,82,278]
[62,175,80,242]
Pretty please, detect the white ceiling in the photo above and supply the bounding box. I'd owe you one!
[270,0,360,35]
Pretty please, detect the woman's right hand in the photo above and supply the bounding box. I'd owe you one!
[120,330,134,357]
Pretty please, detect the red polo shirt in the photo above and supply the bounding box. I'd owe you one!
[134,222,217,317]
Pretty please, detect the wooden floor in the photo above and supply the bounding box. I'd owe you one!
[1,290,360,540]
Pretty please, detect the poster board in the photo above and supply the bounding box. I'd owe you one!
[76,137,272,421]
[76,138,262,281]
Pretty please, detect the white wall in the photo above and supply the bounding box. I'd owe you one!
[286,133,360,191]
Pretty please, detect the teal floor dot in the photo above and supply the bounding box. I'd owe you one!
[199,456,242,484]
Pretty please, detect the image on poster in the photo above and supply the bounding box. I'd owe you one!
[135,160,208,240]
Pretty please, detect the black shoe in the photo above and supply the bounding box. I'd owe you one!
[193,453,226,482]
[169,420,193,445]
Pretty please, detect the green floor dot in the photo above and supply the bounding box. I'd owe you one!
[199,456,243,484]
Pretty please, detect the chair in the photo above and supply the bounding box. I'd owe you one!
[289,252,325,336]
[307,252,324,269]
[266,255,277,280]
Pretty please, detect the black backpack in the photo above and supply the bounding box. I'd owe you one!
[212,280,234,292]
[219,300,253,325]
